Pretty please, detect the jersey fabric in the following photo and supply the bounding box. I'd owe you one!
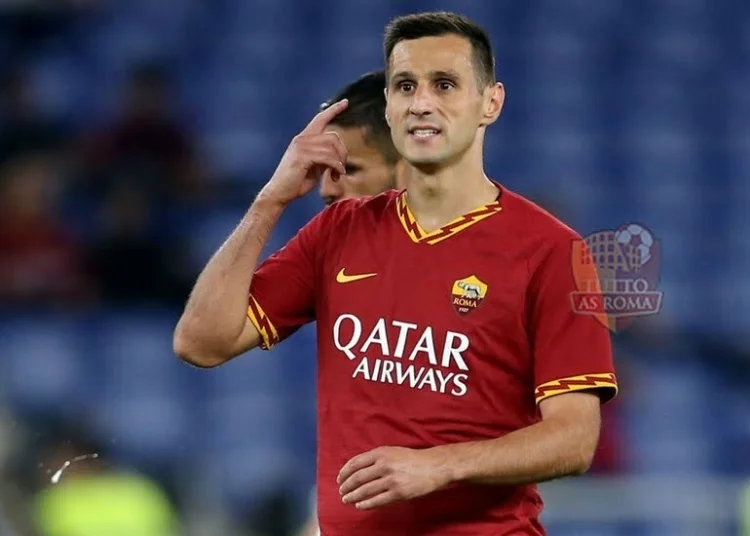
[247,184,618,535]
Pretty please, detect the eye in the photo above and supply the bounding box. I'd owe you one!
[397,81,414,93]
[436,80,454,91]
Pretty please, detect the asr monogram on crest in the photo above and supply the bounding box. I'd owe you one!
[451,275,488,316]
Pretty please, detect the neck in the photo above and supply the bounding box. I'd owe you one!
[403,142,498,233]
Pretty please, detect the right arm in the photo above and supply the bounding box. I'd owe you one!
[172,196,285,367]
[173,99,349,367]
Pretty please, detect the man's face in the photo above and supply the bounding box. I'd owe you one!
[385,34,502,168]
[319,125,396,205]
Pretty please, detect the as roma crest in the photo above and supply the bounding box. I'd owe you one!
[451,275,488,316]
[570,223,663,332]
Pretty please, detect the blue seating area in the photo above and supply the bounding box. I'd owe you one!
[0,0,748,533]
[14,0,746,334]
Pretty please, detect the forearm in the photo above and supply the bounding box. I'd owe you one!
[174,193,285,363]
[434,417,598,487]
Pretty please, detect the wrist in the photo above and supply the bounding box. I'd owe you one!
[241,193,286,233]
[254,190,289,212]
[429,444,465,486]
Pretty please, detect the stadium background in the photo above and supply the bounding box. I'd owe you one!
[0,0,748,534]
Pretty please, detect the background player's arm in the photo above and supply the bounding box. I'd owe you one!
[173,99,348,367]
[299,516,319,536]
[297,486,319,536]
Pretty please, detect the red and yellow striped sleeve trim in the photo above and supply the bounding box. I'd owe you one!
[247,295,279,350]
[535,373,618,404]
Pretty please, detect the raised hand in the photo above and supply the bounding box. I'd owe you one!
[260,98,349,205]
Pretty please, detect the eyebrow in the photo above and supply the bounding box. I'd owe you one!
[432,69,462,80]
[390,69,462,82]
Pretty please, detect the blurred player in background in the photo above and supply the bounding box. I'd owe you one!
[317,70,405,206]
[174,10,617,536]
[303,69,407,536]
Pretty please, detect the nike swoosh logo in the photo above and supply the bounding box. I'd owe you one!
[336,268,377,283]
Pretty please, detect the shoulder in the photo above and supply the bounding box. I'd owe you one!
[313,189,400,228]
[298,190,399,259]
[490,184,584,278]
[499,185,581,247]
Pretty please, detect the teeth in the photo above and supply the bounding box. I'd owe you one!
[412,129,438,137]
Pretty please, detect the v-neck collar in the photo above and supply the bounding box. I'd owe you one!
[395,186,503,246]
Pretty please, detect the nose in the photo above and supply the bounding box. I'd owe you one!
[409,85,435,116]
[319,168,343,205]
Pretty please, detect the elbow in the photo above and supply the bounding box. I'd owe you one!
[570,450,595,476]
[173,322,227,369]
[568,436,598,476]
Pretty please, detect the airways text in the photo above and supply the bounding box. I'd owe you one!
[332,315,471,397]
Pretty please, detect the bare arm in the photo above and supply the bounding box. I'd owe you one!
[173,196,285,367]
[299,517,319,536]
[173,99,349,367]
[336,391,603,510]
[436,391,602,486]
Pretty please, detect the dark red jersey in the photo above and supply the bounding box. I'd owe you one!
[247,184,617,535]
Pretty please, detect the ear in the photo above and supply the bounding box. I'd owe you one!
[383,87,391,127]
[479,82,505,127]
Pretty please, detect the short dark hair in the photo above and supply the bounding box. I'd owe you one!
[320,70,399,164]
[383,11,495,89]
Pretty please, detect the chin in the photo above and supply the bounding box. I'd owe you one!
[405,151,449,168]
[402,143,443,161]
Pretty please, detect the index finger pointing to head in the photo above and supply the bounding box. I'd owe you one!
[303,98,349,134]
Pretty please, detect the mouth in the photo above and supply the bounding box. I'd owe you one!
[408,126,442,139]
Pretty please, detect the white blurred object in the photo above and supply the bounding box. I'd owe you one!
[50,453,99,484]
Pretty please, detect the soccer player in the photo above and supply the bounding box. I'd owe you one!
[317,70,405,206]
[174,10,618,536]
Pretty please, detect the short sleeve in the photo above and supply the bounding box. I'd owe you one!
[529,233,618,405]
[247,212,325,350]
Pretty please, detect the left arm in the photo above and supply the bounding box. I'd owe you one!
[432,390,601,486]
[452,229,616,486]
[339,231,617,510]
[338,391,601,509]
